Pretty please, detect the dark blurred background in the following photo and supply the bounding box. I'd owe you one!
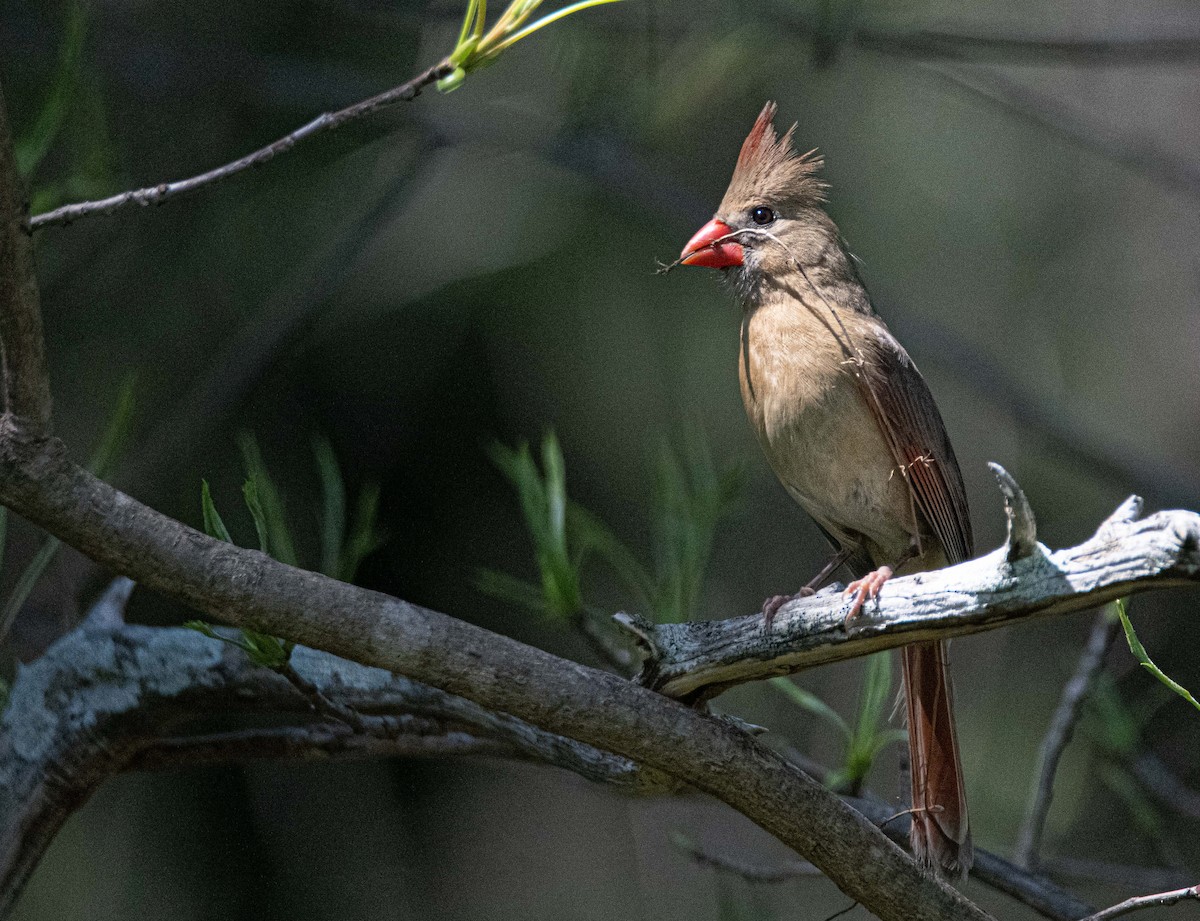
[3,0,1199,918]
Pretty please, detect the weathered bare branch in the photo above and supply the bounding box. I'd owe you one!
[25,61,453,232]
[0,83,51,431]
[621,475,1198,700]
[0,618,670,915]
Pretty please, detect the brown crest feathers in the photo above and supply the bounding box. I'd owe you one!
[725,101,827,209]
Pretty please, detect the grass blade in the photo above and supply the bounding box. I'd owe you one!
[313,437,346,579]
[1116,598,1200,713]
[236,433,298,567]
[201,480,233,543]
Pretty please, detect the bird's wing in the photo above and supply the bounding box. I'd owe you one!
[857,329,974,565]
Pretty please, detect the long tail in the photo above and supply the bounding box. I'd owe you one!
[902,640,972,878]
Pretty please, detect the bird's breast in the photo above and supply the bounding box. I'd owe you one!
[739,300,915,560]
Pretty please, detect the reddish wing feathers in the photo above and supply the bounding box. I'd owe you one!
[858,332,974,565]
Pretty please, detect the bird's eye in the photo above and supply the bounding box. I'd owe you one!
[751,206,775,225]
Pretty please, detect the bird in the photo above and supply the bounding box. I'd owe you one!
[673,101,973,879]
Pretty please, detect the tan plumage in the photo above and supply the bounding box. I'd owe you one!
[683,102,973,878]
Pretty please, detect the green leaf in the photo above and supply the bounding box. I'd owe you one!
[568,503,654,606]
[242,479,271,554]
[340,481,384,582]
[1116,598,1200,713]
[236,433,298,567]
[15,0,88,178]
[771,676,851,739]
[200,480,233,543]
[476,569,549,616]
[488,434,582,621]
[313,437,346,579]
[86,372,136,479]
[184,620,290,668]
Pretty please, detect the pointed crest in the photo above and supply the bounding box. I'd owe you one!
[723,101,826,210]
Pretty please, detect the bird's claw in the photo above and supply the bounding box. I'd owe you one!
[843,565,894,624]
[762,586,816,630]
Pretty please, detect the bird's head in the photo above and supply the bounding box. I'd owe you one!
[678,102,833,297]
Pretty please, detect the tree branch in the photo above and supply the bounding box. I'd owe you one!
[24,61,454,232]
[1014,608,1120,867]
[0,422,994,921]
[1,607,1096,921]
[620,482,1197,700]
[1080,885,1199,921]
[0,83,51,431]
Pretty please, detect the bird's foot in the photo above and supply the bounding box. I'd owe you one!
[762,587,816,629]
[843,565,894,623]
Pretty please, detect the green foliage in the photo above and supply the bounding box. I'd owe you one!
[237,433,298,567]
[482,433,583,620]
[15,0,88,178]
[189,436,383,666]
[482,428,742,626]
[645,432,744,623]
[16,0,118,213]
[0,375,136,646]
[439,0,625,91]
[772,652,905,793]
[1115,597,1200,713]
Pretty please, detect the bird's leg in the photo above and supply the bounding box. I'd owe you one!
[763,546,854,628]
[843,541,920,621]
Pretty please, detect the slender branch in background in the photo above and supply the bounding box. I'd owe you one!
[129,723,511,770]
[854,29,1200,65]
[671,831,820,883]
[1013,607,1121,867]
[1128,751,1200,821]
[24,61,454,231]
[1045,857,1192,895]
[905,61,1200,199]
[0,83,52,431]
[1079,885,1200,921]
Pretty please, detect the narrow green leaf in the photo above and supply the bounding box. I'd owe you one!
[568,503,654,605]
[201,480,233,543]
[242,479,271,555]
[0,537,61,644]
[86,372,136,478]
[496,0,624,51]
[15,0,88,177]
[771,677,851,739]
[313,437,346,579]
[1116,598,1200,713]
[340,481,384,582]
[476,569,549,616]
[236,433,298,567]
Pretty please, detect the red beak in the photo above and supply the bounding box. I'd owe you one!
[680,218,744,268]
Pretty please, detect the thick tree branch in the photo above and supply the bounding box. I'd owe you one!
[0,617,670,915]
[621,484,1197,700]
[2,608,1096,921]
[0,424,992,921]
[0,84,51,431]
[24,61,454,232]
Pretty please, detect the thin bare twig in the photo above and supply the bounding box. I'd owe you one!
[1128,751,1200,821]
[672,833,820,883]
[25,60,454,231]
[1080,885,1199,921]
[129,723,510,770]
[1014,608,1121,867]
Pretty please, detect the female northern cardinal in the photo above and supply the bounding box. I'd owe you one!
[675,102,973,879]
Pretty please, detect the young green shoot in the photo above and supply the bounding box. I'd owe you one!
[438,0,624,91]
